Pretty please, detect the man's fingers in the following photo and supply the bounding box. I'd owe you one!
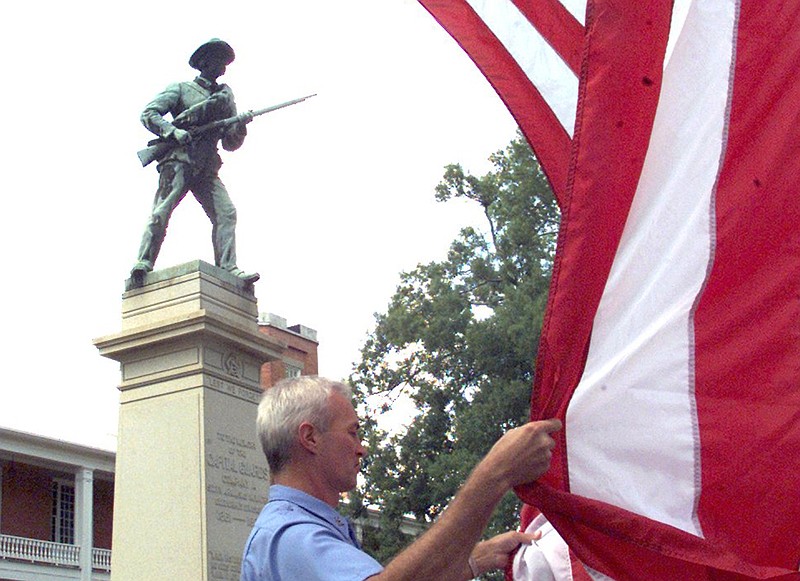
[537,418,563,434]
[518,531,541,543]
[505,531,540,545]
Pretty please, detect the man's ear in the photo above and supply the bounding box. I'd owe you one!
[297,421,319,454]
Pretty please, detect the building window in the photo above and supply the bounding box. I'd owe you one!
[285,364,302,378]
[51,480,75,544]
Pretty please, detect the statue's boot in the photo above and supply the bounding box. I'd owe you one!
[228,267,260,285]
[131,260,153,276]
[128,260,154,289]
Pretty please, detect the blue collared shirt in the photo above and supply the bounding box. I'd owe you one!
[240,484,384,581]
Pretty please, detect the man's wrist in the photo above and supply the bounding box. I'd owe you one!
[469,458,511,500]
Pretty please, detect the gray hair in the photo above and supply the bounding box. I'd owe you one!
[257,376,352,474]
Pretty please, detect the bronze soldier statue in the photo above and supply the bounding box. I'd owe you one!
[130,38,259,285]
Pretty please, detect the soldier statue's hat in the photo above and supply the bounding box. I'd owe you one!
[189,38,235,69]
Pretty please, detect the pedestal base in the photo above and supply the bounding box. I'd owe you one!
[95,261,283,581]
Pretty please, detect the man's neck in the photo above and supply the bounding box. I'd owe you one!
[195,75,219,89]
[272,467,340,508]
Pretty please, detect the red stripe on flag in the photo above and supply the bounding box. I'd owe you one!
[418,0,573,204]
[525,484,800,580]
[694,0,800,569]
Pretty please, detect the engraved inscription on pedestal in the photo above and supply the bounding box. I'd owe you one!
[204,389,269,581]
[206,432,267,526]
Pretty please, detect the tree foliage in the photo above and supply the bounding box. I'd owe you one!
[345,133,560,577]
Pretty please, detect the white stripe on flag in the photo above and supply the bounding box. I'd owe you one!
[565,0,737,535]
[465,0,579,135]
[558,0,587,25]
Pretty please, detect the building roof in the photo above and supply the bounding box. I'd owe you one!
[0,425,115,474]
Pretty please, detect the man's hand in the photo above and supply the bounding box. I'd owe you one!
[224,111,253,139]
[171,127,192,145]
[370,419,561,581]
[482,419,562,489]
[469,531,540,578]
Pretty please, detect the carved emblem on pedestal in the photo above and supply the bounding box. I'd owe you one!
[224,352,243,378]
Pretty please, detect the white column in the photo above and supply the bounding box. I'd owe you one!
[75,467,94,581]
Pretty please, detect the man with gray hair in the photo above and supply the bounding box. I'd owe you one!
[241,375,562,581]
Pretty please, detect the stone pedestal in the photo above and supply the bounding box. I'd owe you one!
[94,261,283,581]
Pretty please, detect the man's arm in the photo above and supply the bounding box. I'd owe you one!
[219,86,247,152]
[368,419,562,581]
[141,83,183,140]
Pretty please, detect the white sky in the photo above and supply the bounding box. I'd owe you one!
[0,0,517,449]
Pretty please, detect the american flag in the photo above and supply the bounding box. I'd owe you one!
[418,1,800,579]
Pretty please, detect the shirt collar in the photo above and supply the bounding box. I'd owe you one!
[194,75,218,92]
[269,484,359,546]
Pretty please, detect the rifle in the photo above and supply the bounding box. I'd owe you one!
[136,93,316,167]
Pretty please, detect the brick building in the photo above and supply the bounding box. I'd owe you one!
[257,313,319,387]
[0,428,114,581]
[0,314,318,580]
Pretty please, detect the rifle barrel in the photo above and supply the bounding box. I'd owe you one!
[250,93,317,117]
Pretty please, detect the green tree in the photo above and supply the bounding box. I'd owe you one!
[345,133,559,579]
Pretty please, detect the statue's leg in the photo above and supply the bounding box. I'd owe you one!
[194,174,259,284]
[194,174,237,271]
[134,163,189,271]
